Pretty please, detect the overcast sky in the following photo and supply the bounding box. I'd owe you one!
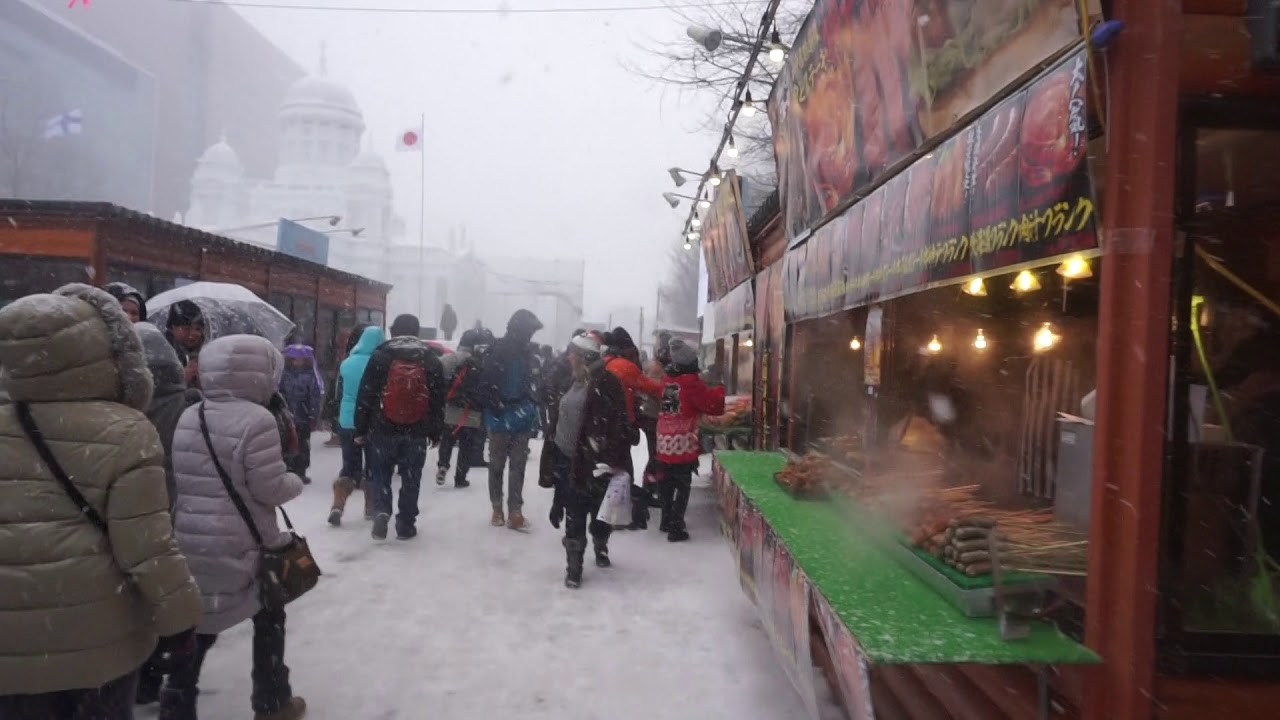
[231,1,727,320]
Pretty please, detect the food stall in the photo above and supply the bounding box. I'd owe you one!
[704,0,1280,716]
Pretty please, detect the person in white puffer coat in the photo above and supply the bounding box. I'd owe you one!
[167,334,307,720]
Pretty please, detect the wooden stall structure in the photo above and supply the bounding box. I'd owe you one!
[0,200,390,372]
[707,0,1280,718]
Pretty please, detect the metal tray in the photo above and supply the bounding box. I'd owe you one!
[882,540,1058,618]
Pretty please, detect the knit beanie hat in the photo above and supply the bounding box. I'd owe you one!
[668,338,698,371]
[571,331,603,357]
[390,314,420,338]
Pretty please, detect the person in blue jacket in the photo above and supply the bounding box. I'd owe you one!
[329,325,384,526]
[477,309,543,530]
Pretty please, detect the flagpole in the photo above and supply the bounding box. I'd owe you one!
[417,110,426,326]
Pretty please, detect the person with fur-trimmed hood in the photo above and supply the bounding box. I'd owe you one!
[548,331,632,588]
[656,338,725,542]
[0,283,202,718]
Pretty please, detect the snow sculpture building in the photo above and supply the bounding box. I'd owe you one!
[184,57,394,285]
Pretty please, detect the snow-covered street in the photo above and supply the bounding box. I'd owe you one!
[140,436,811,720]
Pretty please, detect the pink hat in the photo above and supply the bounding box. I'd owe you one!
[571,331,603,356]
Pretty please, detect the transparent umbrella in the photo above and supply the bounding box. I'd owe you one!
[147,281,295,348]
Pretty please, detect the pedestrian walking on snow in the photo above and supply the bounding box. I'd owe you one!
[0,283,202,719]
[548,331,632,588]
[354,314,446,541]
[602,327,663,529]
[279,344,323,483]
[329,325,384,526]
[167,335,307,720]
[477,309,543,530]
[436,327,492,488]
[656,339,726,542]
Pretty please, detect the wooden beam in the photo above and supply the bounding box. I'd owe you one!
[1084,0,1181,717]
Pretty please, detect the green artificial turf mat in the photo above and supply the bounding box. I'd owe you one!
[714,450,1100,665]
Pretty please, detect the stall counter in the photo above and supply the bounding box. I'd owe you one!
[714,450,1099,665]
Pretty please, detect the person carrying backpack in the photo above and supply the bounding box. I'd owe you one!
[436,328,491,488]
[354,314,445,541]
[656,339,726,542]
[477,309,544,530]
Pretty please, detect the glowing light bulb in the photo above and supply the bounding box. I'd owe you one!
[709,174,722,187]
[1033,323,1060,352]
[698,194,710,209]
[1056,254,1092,279]
[973,328,987,350]
[726,137,739,158]
[691,215,702,228]
[768,30,786,64]
[849,337,862,350]
[1011,270,1041,293]
[741,90,757,118]
[926,335,942,354]
[683,241,692,250]
[743,337,754,347]
[962,277,987,296]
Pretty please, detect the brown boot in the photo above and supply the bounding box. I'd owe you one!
[254,696,306,720]
[491,506,505,527]
[508,510,527,531]
[328,477,355,526]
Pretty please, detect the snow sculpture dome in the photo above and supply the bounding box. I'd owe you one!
[280,75,363,124]
[277,44,365,172]
[195,136,242,175]
[348,147,390,187]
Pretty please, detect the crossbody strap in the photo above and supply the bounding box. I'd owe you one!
[15,402,109,534]
[198,403,268,547]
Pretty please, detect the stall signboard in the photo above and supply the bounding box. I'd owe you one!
[703,170,756,301]
[769,0,1083,241]
[864,306,884,387]
[783,46,1097,320]
[713,279,755,338]
[814,591,875,720]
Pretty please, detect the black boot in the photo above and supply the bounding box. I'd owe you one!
[135,660,163,705]
[159,687,198,720]
[590,520,613,567]
[563,537,586,589]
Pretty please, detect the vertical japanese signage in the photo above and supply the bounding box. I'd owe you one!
[770,0,1083,241]
[702,170,755,301]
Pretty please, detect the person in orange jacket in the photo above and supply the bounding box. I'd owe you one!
[656,338,726,542]
[602,327,663,529]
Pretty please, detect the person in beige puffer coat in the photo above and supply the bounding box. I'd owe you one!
[0,283,202,717]
[166,334,306,720]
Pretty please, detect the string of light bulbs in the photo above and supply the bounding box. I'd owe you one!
[681,0,786,250]
[168,0,754,13]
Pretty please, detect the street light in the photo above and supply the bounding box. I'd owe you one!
[663,191,711,209]
[211,215,341,234]
[323,227,364,237]
[768,29,788,64]
[668,166,716,187]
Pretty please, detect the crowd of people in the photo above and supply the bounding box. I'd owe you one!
[0,280,725,719]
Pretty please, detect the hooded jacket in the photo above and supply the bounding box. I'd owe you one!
[604,354,663,424]
[478,309,543,434]
[171,335,305,635]
[657,369,726,465]
[338,325,385,430]
[136,321,188,506]
[354,334,446,441]
[0,284,202,695]
[565,359,633,486]
[280,345,323,428]
[104,281,148,321]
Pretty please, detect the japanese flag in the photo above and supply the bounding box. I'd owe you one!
[396,125,423,152]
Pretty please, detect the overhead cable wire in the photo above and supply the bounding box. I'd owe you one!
[166,0,752,14]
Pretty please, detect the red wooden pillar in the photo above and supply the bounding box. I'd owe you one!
[1084,1,1182,718]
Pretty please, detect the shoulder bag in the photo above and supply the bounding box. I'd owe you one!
[198,403,320,608]
[15,402,109,534]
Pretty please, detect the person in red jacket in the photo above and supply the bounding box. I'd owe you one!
[656,338,726,542]
[602,327,663,529]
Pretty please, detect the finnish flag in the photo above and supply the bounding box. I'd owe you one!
[43,109,83,139]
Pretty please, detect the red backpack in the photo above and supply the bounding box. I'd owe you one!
[382,359,430,424]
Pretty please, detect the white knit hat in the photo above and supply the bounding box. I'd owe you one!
[571,331,602,356]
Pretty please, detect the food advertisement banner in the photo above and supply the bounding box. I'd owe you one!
[770,0,1083,240]
[814,592,875,720]
[784,46,1096,320]
[703,171,756,302]
[713,279,755,338]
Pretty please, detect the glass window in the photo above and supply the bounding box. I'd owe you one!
[0,257,93,309]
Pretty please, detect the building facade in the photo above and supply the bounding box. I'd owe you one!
[0,1,155,209]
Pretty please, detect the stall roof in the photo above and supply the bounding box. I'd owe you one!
[0,199,392,291]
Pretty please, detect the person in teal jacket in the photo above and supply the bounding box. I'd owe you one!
[329,325,384,525]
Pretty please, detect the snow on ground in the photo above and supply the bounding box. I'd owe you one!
[141,436,814,720]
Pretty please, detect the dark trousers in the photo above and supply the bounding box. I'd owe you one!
[284,423,312,477]
[552,445,611,548]
[437,425,480,482]
[370,432,427,528]
[659,461,697,533]
[165,606,292,716]
[0,671,137,719]
[337,427,364,480]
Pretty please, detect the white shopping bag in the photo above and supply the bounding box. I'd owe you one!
[598,469,633,527]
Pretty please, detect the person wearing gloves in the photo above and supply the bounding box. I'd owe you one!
[602,326,663,529]
[165,300,206,388]
[656,338,726,542]
[0,283,202,718]
[330,324,385,526]
[167,335,307,720]
[436,327,492,488]
[549,331,632,588]
[477,309,544,530]
[354,314,446,541]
